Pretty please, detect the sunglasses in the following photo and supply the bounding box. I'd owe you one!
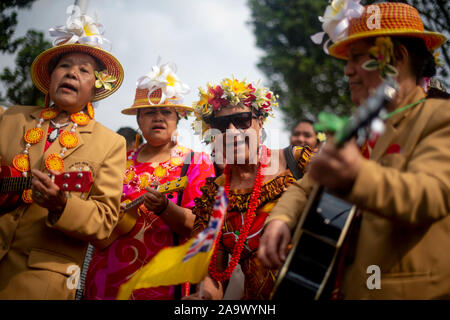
[210,112,257,133]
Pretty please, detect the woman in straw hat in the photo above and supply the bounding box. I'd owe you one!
[183,77,312,300]
[259,1,450,299]
[0,10,126,299]
[84,60,215,300]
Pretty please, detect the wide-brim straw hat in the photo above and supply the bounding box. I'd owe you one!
[328,3,447,60]
[121,87,193,115]
[30,43,124,101]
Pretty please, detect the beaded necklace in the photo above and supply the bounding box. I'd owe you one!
[12,103,95,203]
[208,146,268,282]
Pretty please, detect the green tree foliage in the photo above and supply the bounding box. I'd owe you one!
[248,0,352,129]
[0,30,51,106]
[248,0,450,129]
[0,0,37,53]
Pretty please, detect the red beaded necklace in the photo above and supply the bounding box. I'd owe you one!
[208,146,268,282]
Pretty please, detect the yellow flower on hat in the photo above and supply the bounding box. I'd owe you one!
[363,36,398,79]
[368,37,394,67]
[95,70,117,91]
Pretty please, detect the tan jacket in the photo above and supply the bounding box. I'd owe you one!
[0,105,126,299]
[267,87,450,299]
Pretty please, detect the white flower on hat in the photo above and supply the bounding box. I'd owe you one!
[311,0,364,52]
[49,8,110,50]
[137,57,190,105]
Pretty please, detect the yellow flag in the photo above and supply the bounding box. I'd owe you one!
[117,187,228,300]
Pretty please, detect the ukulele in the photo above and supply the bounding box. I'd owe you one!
[92,176,189,250]
[271,80,397,300]
[0,165,93,214]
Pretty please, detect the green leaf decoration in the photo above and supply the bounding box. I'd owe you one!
[385,64,399,77]
[314,112,348,133]
[362,59,379,71]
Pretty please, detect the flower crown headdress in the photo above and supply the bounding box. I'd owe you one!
[193,77,278,142]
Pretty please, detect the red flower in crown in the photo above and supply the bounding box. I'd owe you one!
[244,94,256,108]
[261,93,272,111]
[243,83,257,107]
[208,85,228,110]
[247,83,256,93]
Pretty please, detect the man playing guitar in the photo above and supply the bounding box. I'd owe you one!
[258,2,450,299]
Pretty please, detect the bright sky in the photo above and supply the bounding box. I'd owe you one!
[0,0,292,153]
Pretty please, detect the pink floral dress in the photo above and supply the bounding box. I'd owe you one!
[84,144,215,300]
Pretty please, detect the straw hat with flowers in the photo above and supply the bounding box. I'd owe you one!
[30,12,124,102]
[121,58,192,118]
[311,1,446,81]
[311,1,446,58]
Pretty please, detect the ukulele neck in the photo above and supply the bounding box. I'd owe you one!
[0,176,32,193]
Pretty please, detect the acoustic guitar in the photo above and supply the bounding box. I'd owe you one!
[271,80,397,300]
[92,176,188,250]
[0,165,93,214]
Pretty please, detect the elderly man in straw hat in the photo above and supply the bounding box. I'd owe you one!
[0,9,126,299]
[259,1,449,299]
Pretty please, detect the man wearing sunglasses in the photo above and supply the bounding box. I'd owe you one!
[185,78,313,300]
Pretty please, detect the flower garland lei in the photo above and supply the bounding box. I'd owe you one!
[208,146,268,282]
[12,103,94,203]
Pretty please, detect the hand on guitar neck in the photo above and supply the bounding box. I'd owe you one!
[258,80,397,272]
[308,140,362,196]
[31,169,67,215]
[0,165,93,215]
[92,176,191,250]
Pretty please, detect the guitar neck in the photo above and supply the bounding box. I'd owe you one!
[334,80,397,148]
[121,176,188,212]
[123,195,145,212]
[0,176,32,193]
